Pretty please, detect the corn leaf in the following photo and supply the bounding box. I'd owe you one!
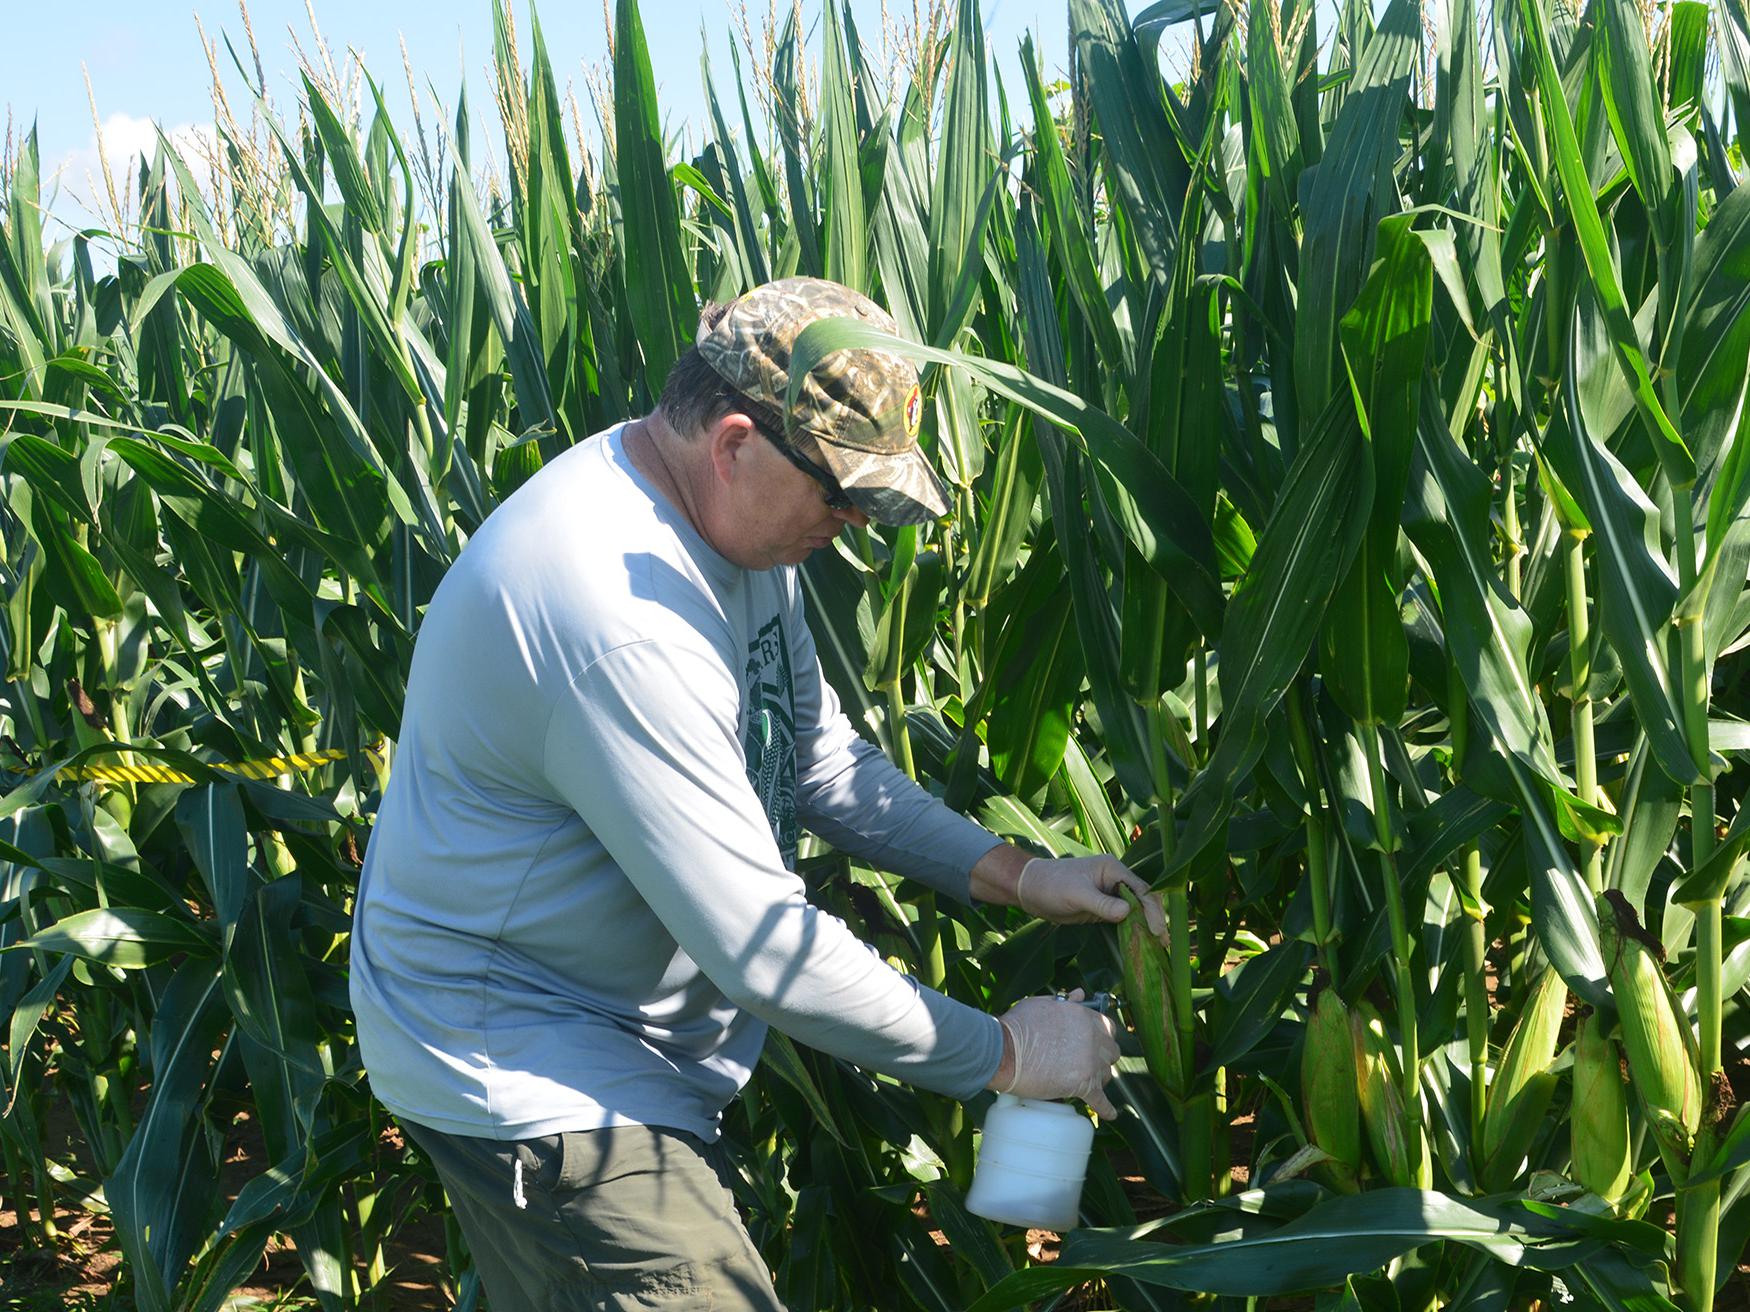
[1320,215,1432,727]
[1070,0,1188,284]
[1544,294,1697,786]
[966,1190,1601,1306]
[103,963,228,1312]
[818,2,867,292]
[1514,0,1691,484]
[614,0,697,390]
[1293,0,1420,415]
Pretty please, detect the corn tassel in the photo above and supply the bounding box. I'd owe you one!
[1599,890,1702,1181]
[1570,1008,1631,1203]
[1119,887,1185,1103]
[1300,979,1361,1192]
[1479,967,1567,1190]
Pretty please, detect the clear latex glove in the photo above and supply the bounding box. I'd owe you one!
[1016,855,1167,940]
[988,989,1122,1119]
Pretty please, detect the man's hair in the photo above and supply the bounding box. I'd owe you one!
[659,302,785,439]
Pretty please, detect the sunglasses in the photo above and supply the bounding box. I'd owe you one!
[761,426,855,512]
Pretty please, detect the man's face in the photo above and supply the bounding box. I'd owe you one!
[708,417,872,570]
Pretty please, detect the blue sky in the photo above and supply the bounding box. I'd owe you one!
[6,0,1171,232]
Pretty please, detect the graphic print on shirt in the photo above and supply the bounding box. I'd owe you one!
[742,614,798,867]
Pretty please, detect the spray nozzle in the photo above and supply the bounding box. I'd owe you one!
[1053,989,1113,1014]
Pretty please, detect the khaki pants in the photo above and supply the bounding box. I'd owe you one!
[404,1120,785,1312]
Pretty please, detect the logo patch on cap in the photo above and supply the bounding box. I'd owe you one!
[904,384,923,437]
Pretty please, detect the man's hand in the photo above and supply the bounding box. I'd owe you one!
[986,989,1122,1118]
[1017,855,1166,940]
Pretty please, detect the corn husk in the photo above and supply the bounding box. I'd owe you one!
[1355,1000,1430,1188]
[1570,1008,1631,1202]
[1479,967,1566,1189]
[1598,890,1702,1178]
[1300,982,1361,1191]
[1119,886,1185,1103]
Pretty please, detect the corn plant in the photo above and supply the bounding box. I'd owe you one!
[4,0,1750,1307]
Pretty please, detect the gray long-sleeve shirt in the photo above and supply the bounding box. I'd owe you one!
[349,423,1005,1141]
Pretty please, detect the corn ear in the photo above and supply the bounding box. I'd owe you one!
[1599,890,1702,1178]
[1355,1000,1429,1188]
[1482,968,1567,1156]
[1300,981,1361,1191]
[1570,1008,1631,1202]
[1478,967,1566,1189]
[1119,886,1185,1102]
[1479,1069,1559,1191]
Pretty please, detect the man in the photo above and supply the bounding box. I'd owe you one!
[350,277,1162,1310]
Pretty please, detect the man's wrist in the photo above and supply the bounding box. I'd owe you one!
[987,1017,1017,1092]
[968,842,1032,907]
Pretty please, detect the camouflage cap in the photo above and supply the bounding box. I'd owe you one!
[696,276,949,526]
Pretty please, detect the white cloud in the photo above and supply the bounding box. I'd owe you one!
[43,112,219,233]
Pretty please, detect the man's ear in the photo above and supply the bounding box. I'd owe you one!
[705,411,760,486]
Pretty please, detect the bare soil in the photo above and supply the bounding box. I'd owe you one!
[0,1202,452,1311]
[0,1088,454,1311]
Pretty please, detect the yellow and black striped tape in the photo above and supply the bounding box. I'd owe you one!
[5,742,386,786]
